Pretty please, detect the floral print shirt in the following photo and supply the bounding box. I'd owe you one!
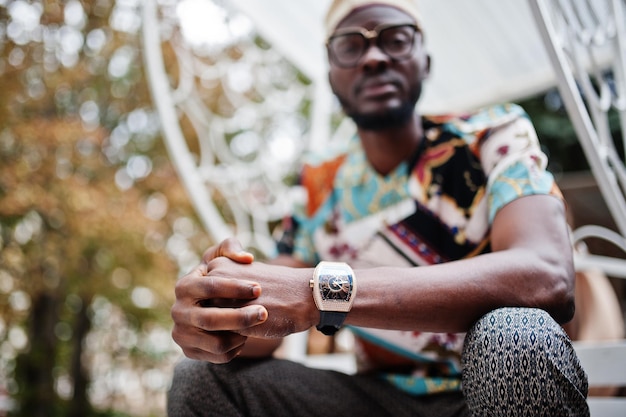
[277,103,562,395]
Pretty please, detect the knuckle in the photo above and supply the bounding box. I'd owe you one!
[210,353,234,364]
[195,311,216,330]
[212,339,230,355]
[213,333,244,355]
[223,237,238,249]
[181,347,202,361]
[241,308,258,327]
[170,302,188,325]
[170,324,192,348]
[203,276,217,294]
[174,277,192,299]
[171,324,184,341]
[173,281,184,299]
[207,257,226,271]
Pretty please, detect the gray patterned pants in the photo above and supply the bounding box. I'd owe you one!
[462,307,589,416]
[168,308,589,417]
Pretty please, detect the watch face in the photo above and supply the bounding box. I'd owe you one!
[319,271,353,301]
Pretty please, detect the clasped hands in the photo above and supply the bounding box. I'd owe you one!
[170,238,315,363]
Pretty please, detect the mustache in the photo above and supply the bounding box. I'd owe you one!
[354,73,403,95]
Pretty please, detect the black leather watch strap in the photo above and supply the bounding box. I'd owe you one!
[316,311,347,335]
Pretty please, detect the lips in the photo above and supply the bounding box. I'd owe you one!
[355,75,401,99]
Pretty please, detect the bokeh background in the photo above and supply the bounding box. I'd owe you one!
[0,1,623,416]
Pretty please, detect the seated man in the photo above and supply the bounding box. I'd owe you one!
[168,0,590,416]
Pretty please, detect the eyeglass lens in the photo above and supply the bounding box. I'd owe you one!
[329,25,416,67]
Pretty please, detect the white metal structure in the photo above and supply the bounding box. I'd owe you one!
[142,0,582,257]
[528,1,626,415]
[574,341,626,416]
[142,0,626,413]
[529,0,626,267]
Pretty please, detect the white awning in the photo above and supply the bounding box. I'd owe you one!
[228,0,558,113]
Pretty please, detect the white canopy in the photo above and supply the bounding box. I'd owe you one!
[228,0,558,113]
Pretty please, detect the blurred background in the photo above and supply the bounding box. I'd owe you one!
[0,0,623,416]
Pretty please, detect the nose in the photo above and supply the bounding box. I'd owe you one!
[358,44,390,71]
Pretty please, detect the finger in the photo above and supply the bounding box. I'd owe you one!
[172,303,268,333]
[182,345,244,364]
[172,327,246,355]
[202,238,254,264]
[192,305,268,331]
[200,298,259,308]
[172,327,247,363]
[175,275,262,302]
[219,238,255,263]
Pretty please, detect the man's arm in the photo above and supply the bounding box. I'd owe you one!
[344,193,575,332]
[226,193,574,338]
[172,193,575,361]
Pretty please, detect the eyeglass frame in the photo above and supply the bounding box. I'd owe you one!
[326,22,420,68]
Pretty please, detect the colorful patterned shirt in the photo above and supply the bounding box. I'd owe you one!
[277,103,562,395]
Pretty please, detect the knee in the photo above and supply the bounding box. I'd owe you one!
[462,307,568,366]
[461,308,589,416]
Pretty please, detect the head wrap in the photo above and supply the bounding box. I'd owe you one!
[324,0,422,39]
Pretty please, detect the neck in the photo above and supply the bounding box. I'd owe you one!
[357,114,424,176]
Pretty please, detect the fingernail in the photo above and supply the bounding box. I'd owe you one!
[251,285,262,297]
[257,308,268,322]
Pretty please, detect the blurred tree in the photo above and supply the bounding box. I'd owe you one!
[0,0,314,415]
[0,1,209,416]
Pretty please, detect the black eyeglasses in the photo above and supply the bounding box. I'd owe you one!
[327,23,419,68]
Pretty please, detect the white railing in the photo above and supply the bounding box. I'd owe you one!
[529,1,626,415]
[529,0,626,263]
[141,0,325,258]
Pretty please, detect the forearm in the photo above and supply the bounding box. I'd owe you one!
[218,197,575,341]
[243,247,572,337]
[342,195,575,333]
[345,248,573,333]
[314,195,573,334]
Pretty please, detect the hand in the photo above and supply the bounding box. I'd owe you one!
[203,259,317,339]
[171,238,268,363]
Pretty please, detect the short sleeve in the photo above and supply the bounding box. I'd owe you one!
[479,114,557,223]
[275,152,348,265]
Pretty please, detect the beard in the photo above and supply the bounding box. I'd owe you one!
[346,101,416,131]
[336,83,422,131]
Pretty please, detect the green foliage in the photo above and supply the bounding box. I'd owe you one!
[520,86,623,177]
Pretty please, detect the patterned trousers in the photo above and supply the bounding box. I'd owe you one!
[462,307,589,416]
[168,308,589,417]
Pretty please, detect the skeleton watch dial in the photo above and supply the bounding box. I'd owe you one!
[320,272,353,301]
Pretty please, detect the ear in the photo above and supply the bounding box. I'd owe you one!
[328,70,337,95]
[421,54,432,81]
[415,32,431,81]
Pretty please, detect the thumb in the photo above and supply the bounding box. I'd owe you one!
[204,237,255,264]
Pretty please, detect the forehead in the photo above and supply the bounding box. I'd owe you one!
[335,5,415,31]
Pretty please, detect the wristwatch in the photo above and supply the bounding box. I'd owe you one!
[309,261,357,335]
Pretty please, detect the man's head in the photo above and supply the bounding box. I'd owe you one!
[324,0,423,41]
[324,0,430,131]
